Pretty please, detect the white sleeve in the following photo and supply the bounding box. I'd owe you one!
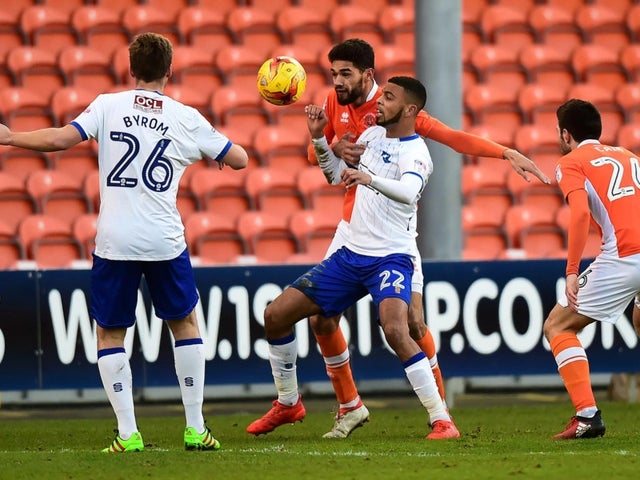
[311,136,347,185]
[369,172,423,204]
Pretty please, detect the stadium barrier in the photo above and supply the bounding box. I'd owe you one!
[0,259,637,404]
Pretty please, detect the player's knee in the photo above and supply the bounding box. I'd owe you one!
[310,313,340,335]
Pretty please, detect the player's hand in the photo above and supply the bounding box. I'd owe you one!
[305,104,328,138]
[333,133,366,165]
[565,273,579,312]
[341,168,371,189]
[503,148,551,184]
[0,123,10,145]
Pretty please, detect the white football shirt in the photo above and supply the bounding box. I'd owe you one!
[346,125,432,256]
[71,89,232,261]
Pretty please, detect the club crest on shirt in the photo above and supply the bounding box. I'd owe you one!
[363,112,377,127]
[555,164,562,183]
[133,95,163,114]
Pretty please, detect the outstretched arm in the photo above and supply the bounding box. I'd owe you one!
[0,124,83,152]
[306,105,347,185]
[422,116,551,184]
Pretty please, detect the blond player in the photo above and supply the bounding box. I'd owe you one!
[544,98,640,439]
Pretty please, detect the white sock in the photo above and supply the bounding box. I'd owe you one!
[269,335,299,406]
[405,356,450,423]
[174,339,206,433]
[98,348,138,439]
[577,407,598,418]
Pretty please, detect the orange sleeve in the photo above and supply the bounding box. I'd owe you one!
[419,115,507,158]
[565,189,591,276]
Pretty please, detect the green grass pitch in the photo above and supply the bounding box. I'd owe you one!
[0,397,638,480]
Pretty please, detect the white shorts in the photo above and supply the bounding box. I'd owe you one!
[324,220,424,294]
[558,252,640,323]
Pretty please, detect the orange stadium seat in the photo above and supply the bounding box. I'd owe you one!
[72,212,97,259]
[50,86,95,127]
[527,4,582,53]
[468,44,525,95]
[628,5,640,43]
[71,5,129,58]
[111,45,133,86]
[247,0,293,15]
[504,204,565,257]
[276,6,334,58]
[464,83,523,136]
[506,166,563,212]
[58,46,115,94]
[121,5,179,46]
[189,167,250,222]
[519,44,574,89]
[51,147,98,184]
[378,4,414,52]
[555,205,602,259]
[544,0,583,15]
[253,124,310,171]
[619,44,640,82]
[462,163,513,219]
[289,208,339,261]
[294,0,342,19]
[518,84,568,126]
[26,170,92,227]
[19,5,76,55]
[480,5,535,49]
[177,6,231,50]
[617,123,640,151]
[0,87,53,131]
[0,219,24,269]
[575,4,629,51]
[18,214,84,268]
[376,44,415,81]
[466,123,516,156]
[184,211,247,265]
[227,7,282,58]
[461,204,510,259]
[164,84,211,119]
[463,0,484,56]
[215,45,266,91]
[6,46,64,100]
[0,147,51,183]
[0,10,24,60]
[244,167,305,219]
[567,83,623,146]
[236,210,299,263]
[0,171,38,233]
[296,166,345,212]
[514,123,559,157]
[171,46,221,97]
[329,5,384,48]
[616,83,640,123]
[209,85,271,132]
[143,0,190,20]
[571,44,627,91]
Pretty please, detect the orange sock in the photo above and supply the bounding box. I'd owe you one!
[415,329,446,403]
[315,328,360,410]
[550,332,596,412]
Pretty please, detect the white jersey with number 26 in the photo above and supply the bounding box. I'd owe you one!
[71,89,232,261]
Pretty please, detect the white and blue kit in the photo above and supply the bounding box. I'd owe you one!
[71,89,233,327]
[297,125,433,316]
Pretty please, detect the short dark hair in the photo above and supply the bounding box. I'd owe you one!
[129,32,173,82]
[388,76,427,111]
[556,99,602,143]
[328,38,375,71]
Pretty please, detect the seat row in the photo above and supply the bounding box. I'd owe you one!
[0,206,341,270]
[465,2,640,54]
[462,203,602,261]
[0,1,414,59]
